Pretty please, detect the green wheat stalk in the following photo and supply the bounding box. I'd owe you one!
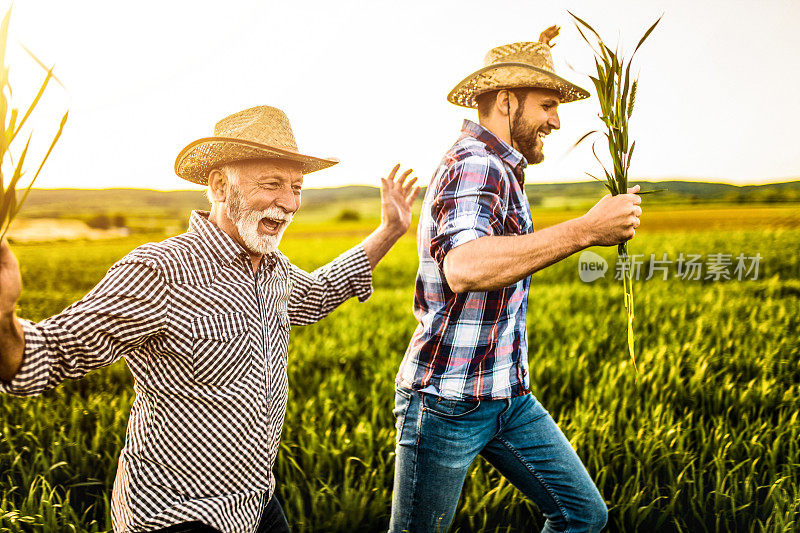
[0,6,69,241]
[569,11,662,374]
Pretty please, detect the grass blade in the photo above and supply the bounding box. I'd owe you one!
[17,111,68,210]
[632,14,663,57]
[20,43,65,88]
[0,134,29,232]
[0,5,69,241]
[0,8,10,70]
[9,68,53,145]
[568,130,599,153]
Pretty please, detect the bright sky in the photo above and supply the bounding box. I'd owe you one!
[6,0,800,191]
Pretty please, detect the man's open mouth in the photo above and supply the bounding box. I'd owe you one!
[537,130,547,145]
[260,217,285,232]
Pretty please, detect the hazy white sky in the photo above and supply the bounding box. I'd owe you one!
[6,0,800,191]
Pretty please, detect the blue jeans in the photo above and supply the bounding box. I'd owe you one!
[389,387,607,533]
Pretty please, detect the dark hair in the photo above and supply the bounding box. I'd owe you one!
[476,89,530,119]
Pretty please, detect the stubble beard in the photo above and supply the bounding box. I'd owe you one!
[225,183,293,256]
[511,107,545,165]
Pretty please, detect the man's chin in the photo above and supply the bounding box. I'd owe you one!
[522,149,544,165]
[239,233,281,256]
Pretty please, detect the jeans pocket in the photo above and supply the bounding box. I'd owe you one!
[191,312,251,386]
[421,393,481,419]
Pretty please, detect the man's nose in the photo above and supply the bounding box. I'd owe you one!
[550,110,561,131]
[275,187,300,213]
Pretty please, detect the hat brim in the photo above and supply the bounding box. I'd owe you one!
[447,62,590,109]
[175,137,339,185]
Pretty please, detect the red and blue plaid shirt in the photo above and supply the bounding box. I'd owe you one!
[398,120,534,400]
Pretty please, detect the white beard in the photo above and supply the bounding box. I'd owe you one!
[226,185,293,256]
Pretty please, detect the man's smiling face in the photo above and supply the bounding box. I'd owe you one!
[220,158,303,255]
[510,88,562,165]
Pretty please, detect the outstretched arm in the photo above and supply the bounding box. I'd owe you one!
[288,165,419,325]
[0,244,168,394]
[443,186,643,293]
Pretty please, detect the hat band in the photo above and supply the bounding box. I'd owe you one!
[488,52,554,71]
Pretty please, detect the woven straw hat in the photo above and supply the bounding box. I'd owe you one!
[175,106,338,184]
[447,41,590,108]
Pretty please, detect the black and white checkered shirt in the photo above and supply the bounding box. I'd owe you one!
[0,211,373,533]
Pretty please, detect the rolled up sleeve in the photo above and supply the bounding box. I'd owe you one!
[288,244,373,326]
[429,155,509,270]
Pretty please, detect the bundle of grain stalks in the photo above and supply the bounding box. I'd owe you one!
[0,7,68,240]
[570,11,662,373]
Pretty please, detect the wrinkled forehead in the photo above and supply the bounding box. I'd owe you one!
[229,158,304,182]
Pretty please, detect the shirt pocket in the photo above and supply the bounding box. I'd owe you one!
[191,312,251,386]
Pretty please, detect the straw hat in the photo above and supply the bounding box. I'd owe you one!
[175,106,338,184]
[447,41,590,108]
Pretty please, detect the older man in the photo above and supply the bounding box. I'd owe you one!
[390,28,641,532]
[0,105,418,533]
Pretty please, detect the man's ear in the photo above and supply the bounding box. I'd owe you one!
[495,89,511,117]
[207,169,228,202]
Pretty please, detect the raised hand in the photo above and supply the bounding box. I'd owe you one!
[380,164,420,237]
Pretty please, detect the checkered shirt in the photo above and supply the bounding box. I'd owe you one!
[0,211,373,533]
[397,119,534,400]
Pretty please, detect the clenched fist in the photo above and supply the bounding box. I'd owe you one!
[581,185,643,246]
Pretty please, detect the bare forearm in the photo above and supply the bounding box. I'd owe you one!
[444,216,592,292]
[0,312,25,382]
[361,224,405,270]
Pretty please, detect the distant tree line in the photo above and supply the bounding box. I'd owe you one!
[85,213,127,230]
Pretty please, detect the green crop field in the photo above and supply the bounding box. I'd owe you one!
[0,206,799,532]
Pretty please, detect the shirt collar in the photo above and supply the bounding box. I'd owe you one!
[461,119,528,184]
[188,211,280,273]
[187,210,251,267]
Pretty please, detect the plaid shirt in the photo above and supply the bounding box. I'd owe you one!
[0,211,372,533]
[397,119,533,400]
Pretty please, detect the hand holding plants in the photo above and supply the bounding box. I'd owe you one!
[582,185,642,246]
[570,11,661,373]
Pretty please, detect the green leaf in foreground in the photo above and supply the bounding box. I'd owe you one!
[0,6,68,241]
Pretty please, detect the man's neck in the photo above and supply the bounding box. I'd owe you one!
[478,116,513,147]
[248,253,262,274]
